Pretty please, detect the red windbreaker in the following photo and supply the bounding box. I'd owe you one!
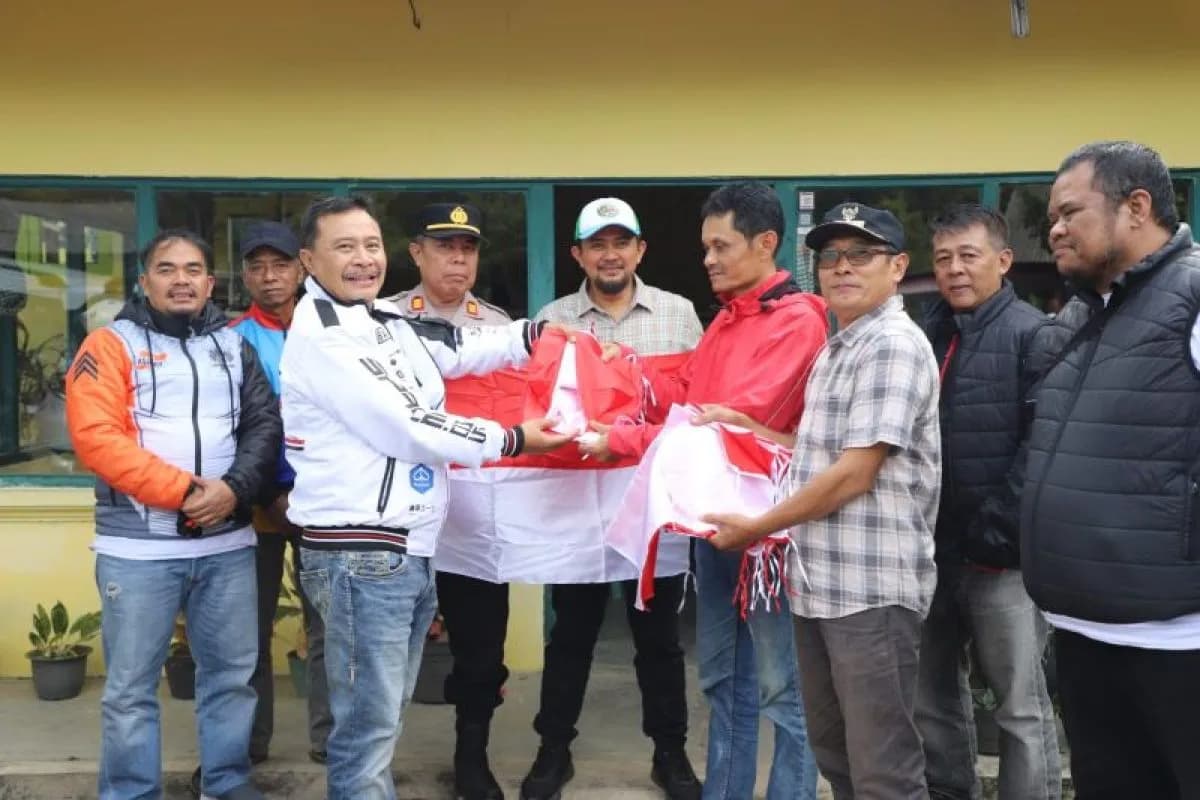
[608,270,828,458]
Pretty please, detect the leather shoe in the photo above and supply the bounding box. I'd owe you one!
[651,748,702,800]
[519,742,573,800]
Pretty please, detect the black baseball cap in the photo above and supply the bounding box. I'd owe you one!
[412,203,485,240]
[805,203,906,252]
[239,221,300,260]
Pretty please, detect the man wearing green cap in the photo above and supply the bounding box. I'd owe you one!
[521,197,704,800]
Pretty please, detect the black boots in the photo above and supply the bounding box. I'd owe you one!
[454,720,504,800]
[650,748,702,800]
[519,741,574,800]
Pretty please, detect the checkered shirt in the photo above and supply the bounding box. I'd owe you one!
[533,277,703,355]
[785,294,941,619]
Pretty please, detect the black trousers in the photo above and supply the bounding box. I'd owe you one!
[534,575,688,750]
[1055,628,1200,800]
[250,531,332,756]
[436,570,511,724]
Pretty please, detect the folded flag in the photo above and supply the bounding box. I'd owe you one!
[437,329,691,584]
[605,404,799,617]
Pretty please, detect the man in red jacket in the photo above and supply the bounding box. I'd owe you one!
[582,182,828,800]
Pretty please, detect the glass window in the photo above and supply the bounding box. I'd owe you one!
[157,191,321,314]
[354,191,529,318]
[0,188,136,475]
[997,183,1066,312]
[999,179,1195,313]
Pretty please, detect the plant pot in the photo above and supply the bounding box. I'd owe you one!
[287,650,309,698]
[28,646,90,701]
[165,651,196,700]
[974,705,1000,756]
[412,638,451,705]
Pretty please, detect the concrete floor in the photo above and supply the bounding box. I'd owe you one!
[0,595,1057,799]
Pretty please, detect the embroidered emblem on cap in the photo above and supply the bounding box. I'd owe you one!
[597,203,619,218]
[450,206,468,224]
[841,205,860,221]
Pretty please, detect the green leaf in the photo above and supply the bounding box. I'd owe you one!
[28,632,42,650]
[33,607,50,642]
[71,612,102,642]
[50,601,69,637]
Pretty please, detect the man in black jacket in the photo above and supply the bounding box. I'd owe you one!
[1023,141,1200,800]
[917,204,1062,800]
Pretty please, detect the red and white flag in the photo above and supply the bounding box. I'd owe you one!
[436,330,691,584]
[605,404,799,615]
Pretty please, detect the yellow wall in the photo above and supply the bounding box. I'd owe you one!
[0,488,544,676]
[1,0,1198,179]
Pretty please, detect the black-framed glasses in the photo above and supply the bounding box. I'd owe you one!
[815,246,896,269]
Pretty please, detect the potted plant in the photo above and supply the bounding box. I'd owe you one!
[26,601,101,701]
[164,613,195,700]
[277,562,308,697]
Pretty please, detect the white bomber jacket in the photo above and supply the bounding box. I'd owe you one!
[281,278,540,556]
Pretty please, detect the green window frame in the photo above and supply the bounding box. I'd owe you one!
[0,170,1196,486]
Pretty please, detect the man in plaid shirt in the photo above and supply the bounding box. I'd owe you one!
[706,202,940,799]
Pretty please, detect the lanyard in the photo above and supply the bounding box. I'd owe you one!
[939,333,960,385]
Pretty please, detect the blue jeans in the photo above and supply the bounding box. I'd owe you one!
[915,566,1060,800]
[694,540,818,800]
[95,548,258,800]
[299,549,438,800]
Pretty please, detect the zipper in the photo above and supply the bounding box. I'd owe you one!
[376,457,397,514]
[179,338,203,476]
[1184,480,1199,560]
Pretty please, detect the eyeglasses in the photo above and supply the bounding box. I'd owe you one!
[815,246,896,269]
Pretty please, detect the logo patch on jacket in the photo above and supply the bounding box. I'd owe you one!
[134,350,168,370]
[208,348,231,368]
[409,464,434,494]
[376,326,393,344]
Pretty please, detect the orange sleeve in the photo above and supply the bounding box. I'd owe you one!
[65,328,193,509]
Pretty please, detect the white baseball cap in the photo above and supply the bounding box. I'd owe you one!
[574,197,641,240]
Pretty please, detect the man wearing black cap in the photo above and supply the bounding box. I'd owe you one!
[229,222,333,769]
[388,203,512,800]
[389,203,511,326]
[705,203,941,799]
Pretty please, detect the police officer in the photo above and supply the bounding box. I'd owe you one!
[387,202,510,800]
[389,203,511,327]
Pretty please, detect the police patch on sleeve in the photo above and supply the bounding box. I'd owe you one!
[409,464,434,494]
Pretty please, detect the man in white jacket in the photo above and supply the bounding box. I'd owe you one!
[281,196,569,800]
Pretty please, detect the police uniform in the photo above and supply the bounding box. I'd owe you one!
[390,287,511,327]
[389,202,513,800]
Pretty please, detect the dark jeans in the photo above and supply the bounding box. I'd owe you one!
[794,606,928,800]
[534,575,688,751]
[435,571,511,723]
[251,531,332,757]
[1055,629,1200,800]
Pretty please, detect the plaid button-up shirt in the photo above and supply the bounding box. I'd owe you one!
[785,294,941,619]
[534,277,703,355]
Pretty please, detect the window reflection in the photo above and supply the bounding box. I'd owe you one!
[0,189,135,475]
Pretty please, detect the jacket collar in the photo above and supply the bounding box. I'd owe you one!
[304,276,402,323]
[241,302,288,331]
[1073,224,1196,309]
[718,270,796,317]
[115,295,227,338]
[925,280,1018,335]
